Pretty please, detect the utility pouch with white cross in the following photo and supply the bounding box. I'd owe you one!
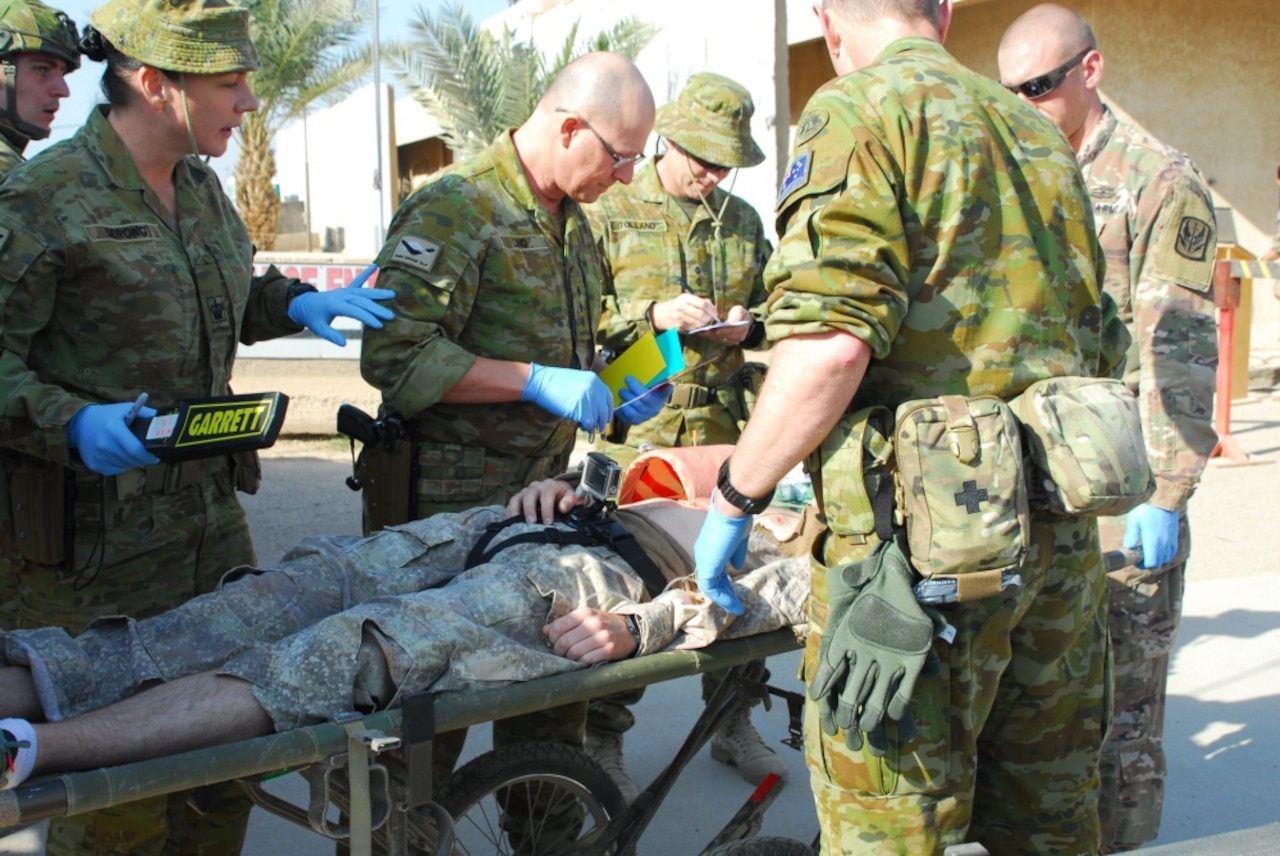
[893,394,1030,601]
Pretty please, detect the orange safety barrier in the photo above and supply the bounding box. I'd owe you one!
[1211,259,1251,462]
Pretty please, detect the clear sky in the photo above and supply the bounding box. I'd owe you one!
[27,0,513,169]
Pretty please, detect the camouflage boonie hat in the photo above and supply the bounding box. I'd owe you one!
[89,0,259,74]
[0,0,81,70]
[654,72,764,169]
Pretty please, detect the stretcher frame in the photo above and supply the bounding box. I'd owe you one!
[1,627,804,854]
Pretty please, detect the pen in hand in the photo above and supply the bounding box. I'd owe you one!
[124,392,148,427]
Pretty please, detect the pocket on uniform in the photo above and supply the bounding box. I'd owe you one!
[417,443,486,503]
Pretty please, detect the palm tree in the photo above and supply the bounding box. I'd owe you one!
[384,1,658,162]
[235,0,372,251]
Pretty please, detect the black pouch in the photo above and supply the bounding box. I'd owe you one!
[9,458,69,564]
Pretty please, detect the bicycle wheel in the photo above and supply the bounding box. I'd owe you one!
[433,741,626,855]
[702,837,815,856]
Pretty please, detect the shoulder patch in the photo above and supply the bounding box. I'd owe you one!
[85,223,161,242]
[0,225,9,253]
[1174,216,1211,261]
[390,235,441,275]
[795,109,829,146]
[777,150,812,208]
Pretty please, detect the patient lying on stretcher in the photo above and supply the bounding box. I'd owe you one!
[0,445,811,790]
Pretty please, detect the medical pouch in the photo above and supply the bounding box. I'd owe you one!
[1011,376,1153,517]
[810,405,894,540]
[893,395,1029,599]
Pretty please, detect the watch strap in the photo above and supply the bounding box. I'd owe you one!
[717,458,774,515]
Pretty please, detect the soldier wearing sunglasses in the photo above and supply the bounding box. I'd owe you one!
[1000,6,1218,853]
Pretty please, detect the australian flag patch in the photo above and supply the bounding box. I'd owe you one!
[777,150,812,207]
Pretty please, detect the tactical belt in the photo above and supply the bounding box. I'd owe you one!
[668,382,721,409]
[464,513,669,599]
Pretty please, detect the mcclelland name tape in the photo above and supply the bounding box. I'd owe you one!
[130,392,289,462]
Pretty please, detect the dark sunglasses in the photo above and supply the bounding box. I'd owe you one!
[1003,48,1091,100]
[686,150,731,174]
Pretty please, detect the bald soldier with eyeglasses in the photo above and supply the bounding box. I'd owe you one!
[999,6,1218,852]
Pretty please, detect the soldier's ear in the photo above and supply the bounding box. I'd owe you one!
[1081,49,1104,91]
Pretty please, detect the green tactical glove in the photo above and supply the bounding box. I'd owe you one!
[808,538,940,752]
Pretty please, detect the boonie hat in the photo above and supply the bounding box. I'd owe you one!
[89,0,259,74]
[653,72,764,169]
[0,0,81,70]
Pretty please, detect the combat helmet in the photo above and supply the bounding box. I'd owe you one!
[0,0,80,143]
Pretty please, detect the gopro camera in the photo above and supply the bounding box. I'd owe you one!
[577,452,622,507]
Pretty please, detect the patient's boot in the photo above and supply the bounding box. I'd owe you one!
[584,729,638,803]
[1,719,37,791]
[709,706,788,785]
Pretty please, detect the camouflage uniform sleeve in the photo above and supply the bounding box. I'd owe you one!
[360,182,485,419]
[1134,173,1218,510]
[240,263,304,343]
[0,209,87,463]
[764,93,910,355]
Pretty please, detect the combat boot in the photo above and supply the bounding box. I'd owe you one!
[709,707,788,784]
[584,729,638,803]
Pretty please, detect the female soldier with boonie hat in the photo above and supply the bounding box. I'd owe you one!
[0,2,392,854]
[583,70,784,799]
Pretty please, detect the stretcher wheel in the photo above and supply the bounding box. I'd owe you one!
[433,740,625,854]
[702,836,815,856]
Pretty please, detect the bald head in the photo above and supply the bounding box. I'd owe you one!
[999,3,1095,64]
[539,52,655,128]
[997,4,1104,153]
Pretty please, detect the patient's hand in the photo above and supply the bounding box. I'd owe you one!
[506,479,582,523]
[544,606,637,663]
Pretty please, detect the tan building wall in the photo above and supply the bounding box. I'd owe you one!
[946,0,1279,256]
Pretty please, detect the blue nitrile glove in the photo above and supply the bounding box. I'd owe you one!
[615,375,669,425]
[693,499,751,614]
[67,402,161,476]
[808,539,940,751]
[287,286,396,346]
[1123,503,1180,569]
[520,362,614,433]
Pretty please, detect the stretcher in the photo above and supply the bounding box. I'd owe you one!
[0,627,807,855]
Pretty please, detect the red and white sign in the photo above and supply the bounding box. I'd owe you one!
[252,262,378,292]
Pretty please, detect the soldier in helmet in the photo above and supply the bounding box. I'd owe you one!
[0,1,78,636]
[0,0,79,179]
[0,1,394,853]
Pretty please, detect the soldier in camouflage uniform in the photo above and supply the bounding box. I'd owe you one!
[582,72,784,798]
[692,1,1129,853]
[999,6,1218,851]
[0,452,809,855]
[359,52,658,803]
[0,0,79,631]
[0,1,393,853]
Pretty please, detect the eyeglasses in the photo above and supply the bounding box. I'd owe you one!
[555,107,645,171]
[686,149,731,174]
[1002,48,1091,100]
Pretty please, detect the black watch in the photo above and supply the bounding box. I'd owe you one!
[716,458,774,515]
